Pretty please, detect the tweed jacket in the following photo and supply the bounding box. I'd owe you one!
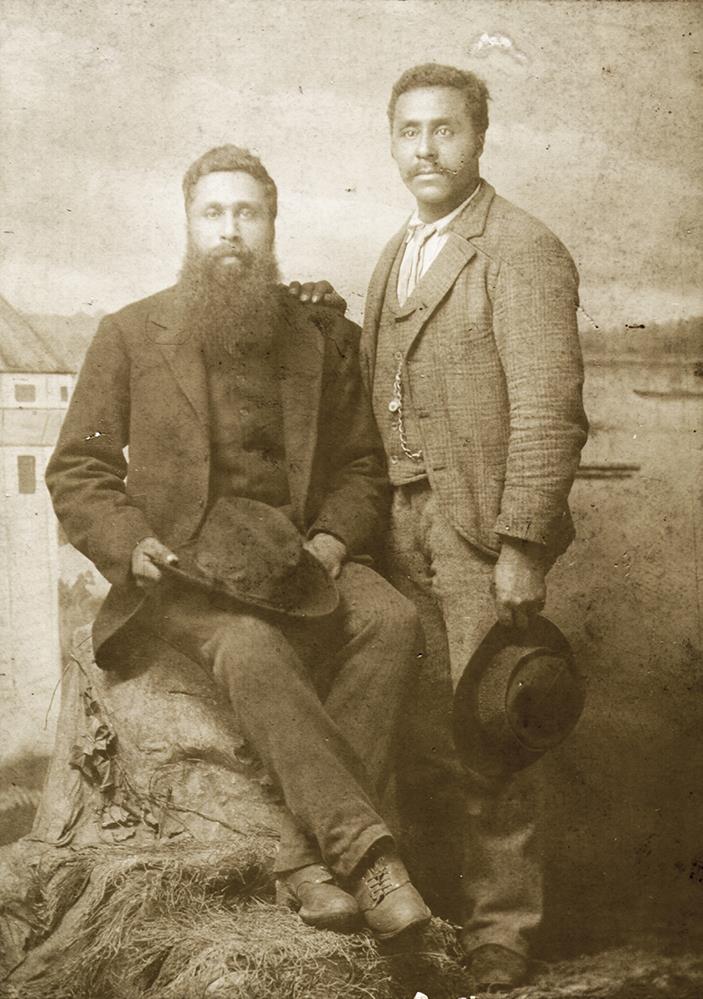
[361,181,588,558]
[46,285,389,666]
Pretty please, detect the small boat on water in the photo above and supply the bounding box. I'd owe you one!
[633,388,703,400]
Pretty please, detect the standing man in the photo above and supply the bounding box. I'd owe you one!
[362,65,588,988]
[46,144,431,941]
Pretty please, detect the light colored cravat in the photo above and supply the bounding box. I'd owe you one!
[396,221,438,305]
[396,182,483,305]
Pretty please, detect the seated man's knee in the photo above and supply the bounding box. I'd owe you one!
[383,589,421,642]
[343,567,420,647]
[203,612,290,689]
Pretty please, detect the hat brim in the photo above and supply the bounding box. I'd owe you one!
[452,616,584,784]
[160,547,339,619]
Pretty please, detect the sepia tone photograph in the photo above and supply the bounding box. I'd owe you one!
[0,1,701,996]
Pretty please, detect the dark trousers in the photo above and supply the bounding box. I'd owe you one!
[143,562,421,878]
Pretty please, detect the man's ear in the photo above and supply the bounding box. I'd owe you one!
[477,133,486,158]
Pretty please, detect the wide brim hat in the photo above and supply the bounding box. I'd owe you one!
[161,496,338,618]
[452,616,585,786]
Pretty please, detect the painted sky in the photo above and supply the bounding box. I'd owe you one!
[1,0,701,326]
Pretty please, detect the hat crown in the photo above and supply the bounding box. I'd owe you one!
[504,649,585,751]
[195,499,302,590]
[453,617,585,786]
[167,496,338,618]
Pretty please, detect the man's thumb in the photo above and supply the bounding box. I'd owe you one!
[151,541,178,565]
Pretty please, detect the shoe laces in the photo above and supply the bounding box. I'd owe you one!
[361,858,396,904]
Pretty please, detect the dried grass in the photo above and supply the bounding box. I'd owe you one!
[3,837,473,999]
[4,840,703,999]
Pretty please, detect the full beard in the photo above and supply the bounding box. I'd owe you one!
[179,242,281,356]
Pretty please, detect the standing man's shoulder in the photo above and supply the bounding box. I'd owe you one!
[480,190,577,270]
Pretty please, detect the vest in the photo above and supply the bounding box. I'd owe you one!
[206,337,290,510]
[371,240,448,487]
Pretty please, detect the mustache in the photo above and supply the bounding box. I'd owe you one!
[412,165,459,177]
[209,241,253,260]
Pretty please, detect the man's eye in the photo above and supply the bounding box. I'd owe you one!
[238,208,255,219]
[401,128,417,138]
[436,127,453,137]
[205,208,221,219]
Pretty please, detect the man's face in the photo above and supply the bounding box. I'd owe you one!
[390,86,484,222]
[186,170,274,277]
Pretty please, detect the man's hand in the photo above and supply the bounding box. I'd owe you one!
[131,537,178,590]
[493,538,547,631]
[286,280,347,313]
[303,532,347,579]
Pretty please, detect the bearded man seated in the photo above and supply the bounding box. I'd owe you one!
[45,145,430,940]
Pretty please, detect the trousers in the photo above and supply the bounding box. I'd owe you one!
[386,481,543,956]
[141,561,421,879]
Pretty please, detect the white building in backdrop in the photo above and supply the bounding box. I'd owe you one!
[0,295,75,760]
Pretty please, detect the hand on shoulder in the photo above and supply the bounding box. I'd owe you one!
[285,280,346,313]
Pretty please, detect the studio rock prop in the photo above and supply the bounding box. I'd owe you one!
[0,628,466,999]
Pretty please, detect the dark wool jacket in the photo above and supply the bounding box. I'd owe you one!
[46,285,389,666]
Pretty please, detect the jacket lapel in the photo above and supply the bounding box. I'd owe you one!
[393,181,496,328]
[361,225,406,388]
[144,287,209,431]
[394,234,477,326]
[448,179,495,243]
[364,181,498,362]
[278,298,324,526]
[144,288,324,526]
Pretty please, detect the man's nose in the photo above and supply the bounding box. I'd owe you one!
[220,211,239,241]
[416,129,437,161]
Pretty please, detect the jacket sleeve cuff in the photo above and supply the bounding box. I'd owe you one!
[306,525,348,547]
[87,511,156,588]
[306,514,351,552]
[493,513,553,547]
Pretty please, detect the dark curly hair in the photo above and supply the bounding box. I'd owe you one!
[388,63,490,135]
[182,145,278,218]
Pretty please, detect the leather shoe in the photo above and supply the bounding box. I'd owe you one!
[350,850,431,940]
[276,863,360,931]
[463,943,529,991]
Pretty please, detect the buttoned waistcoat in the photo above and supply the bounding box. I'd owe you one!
[46,285,389,666]
[361,181,589,558]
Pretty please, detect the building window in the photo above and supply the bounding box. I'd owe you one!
[60,385,69,401]
[17,455,36,494]
[14,383,36,403]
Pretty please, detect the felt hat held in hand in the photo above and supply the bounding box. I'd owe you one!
[162,496,339,618]
[453,616,585,786]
